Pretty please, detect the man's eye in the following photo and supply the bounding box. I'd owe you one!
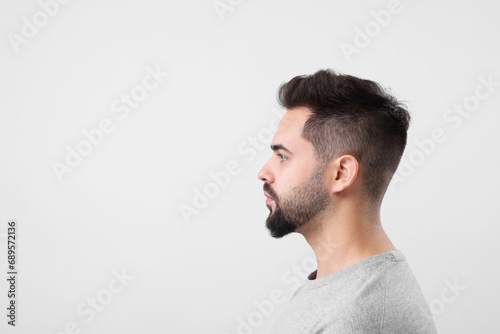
[277,153,288,162]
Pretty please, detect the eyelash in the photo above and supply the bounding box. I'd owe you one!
[276,153,288,162]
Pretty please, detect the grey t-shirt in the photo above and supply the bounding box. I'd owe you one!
[271,249,437,333]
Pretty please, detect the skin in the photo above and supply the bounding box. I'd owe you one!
[257,107,396,279]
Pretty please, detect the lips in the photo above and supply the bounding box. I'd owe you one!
[264,191,273,200]
[264,191,275,205]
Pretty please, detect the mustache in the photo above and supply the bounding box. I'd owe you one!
[263,183,278,200]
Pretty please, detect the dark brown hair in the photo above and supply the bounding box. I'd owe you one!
[277,69,410,205]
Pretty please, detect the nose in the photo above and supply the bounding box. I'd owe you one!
[257,159,274,184]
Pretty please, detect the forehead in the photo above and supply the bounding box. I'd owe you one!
[272,107,313,150]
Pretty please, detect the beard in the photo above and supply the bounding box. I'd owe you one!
[264,164,330,238]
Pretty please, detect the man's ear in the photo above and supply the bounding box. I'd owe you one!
[325,155,359,194]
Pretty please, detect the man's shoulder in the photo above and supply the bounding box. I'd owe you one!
[306,250,437,332]
[381,252,437,333]
[272,250,437,333]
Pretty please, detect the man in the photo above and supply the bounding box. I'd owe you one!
[257,69,437,333]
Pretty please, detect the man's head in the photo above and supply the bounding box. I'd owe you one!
[258,69,410,238]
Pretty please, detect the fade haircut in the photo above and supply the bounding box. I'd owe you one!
[277,69,410,205]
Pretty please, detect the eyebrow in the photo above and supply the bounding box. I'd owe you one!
[270,144,293,156]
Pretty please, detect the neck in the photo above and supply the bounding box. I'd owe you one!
[298,202,395,279]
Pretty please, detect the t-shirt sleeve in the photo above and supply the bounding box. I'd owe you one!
[381,259,438,333]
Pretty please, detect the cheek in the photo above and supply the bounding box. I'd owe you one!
[277,168,306,189]
[274,158,314,191]
[272,183,290,202]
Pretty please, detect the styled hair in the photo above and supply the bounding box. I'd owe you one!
[277,69,410,205]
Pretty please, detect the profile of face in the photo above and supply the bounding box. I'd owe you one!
[257,108,331,238]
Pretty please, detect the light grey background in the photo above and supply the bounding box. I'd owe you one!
[0,0,498,333]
